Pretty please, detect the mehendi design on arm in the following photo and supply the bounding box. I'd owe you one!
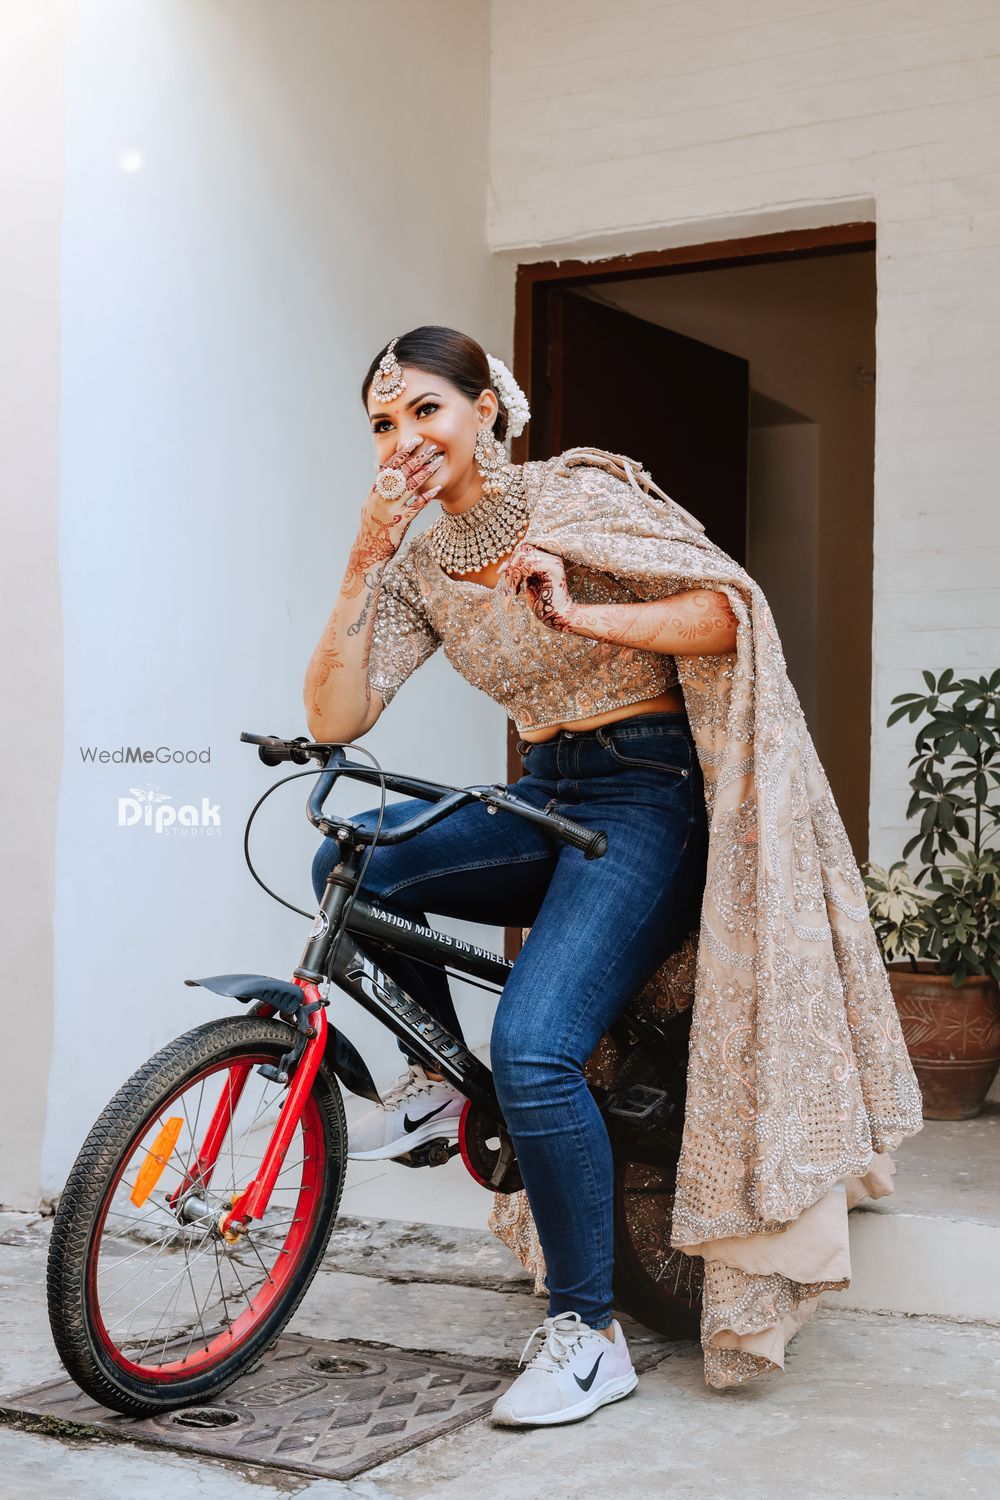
[342,517,398,599]
[306,605,347,719]
[307,572,384,719]
[573,590,740,655]
[498,540,738,655]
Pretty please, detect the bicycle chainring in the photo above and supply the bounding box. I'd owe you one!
[457,1101,523,1194]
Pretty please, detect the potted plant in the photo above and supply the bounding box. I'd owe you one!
[863,668,1000,1119]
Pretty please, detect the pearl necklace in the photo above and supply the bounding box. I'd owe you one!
[427,464,529,574]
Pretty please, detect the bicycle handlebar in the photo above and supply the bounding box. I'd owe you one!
[240,732,608,861]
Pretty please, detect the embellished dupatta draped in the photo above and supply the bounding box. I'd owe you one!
[486,447,923,1390]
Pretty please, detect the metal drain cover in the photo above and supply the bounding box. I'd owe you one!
[0,1335,510,1481]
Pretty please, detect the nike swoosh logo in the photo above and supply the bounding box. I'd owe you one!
[403,1100,451,1133]
[575,1353,604,1391]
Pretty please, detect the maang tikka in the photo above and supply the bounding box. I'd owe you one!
[371,336,406,402]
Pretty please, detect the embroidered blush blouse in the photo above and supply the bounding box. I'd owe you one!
[366,453,680,733]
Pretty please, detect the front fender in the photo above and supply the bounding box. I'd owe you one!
[184,972,304,1017]
[187,974,381,1104]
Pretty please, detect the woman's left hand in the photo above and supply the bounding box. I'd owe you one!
[498,543,579,632]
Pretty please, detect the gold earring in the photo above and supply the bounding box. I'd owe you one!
[474,425,507,496]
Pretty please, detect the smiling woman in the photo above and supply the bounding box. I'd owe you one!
[302,325,921,1425]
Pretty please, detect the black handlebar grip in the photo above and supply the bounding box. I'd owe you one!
[257,736,289,767]
[546,811,608,860]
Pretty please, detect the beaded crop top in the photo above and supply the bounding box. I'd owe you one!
[366,451,683,734]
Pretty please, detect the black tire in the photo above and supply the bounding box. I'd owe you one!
[605,1011,703,1340]
[612,1149,703,1340]
[47,1015,347,1416]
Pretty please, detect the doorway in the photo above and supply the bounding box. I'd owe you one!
[506,224,877,958]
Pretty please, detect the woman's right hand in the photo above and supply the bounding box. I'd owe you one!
[363,436,446,549]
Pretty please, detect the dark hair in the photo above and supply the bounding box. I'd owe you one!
[361,325,509,442]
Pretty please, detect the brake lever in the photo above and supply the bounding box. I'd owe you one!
[476,785,607,861]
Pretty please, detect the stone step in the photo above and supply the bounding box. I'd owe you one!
[831,1100,1000,1323]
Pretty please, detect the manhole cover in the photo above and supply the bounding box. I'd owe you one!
[0,1334,509,1481]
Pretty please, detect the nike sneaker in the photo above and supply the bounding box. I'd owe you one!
[347,1063,465,1161]
[491,1310,637,1427]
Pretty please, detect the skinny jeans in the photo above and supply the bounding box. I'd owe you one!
[310,710,709,1329]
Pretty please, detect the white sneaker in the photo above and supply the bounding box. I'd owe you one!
[347,1063,465,1161]
[491,1310,638,1427]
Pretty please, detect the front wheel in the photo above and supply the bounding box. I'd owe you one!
[47,1015,347,1416]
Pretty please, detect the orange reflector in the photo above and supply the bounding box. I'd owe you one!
[130,1117,184,1207]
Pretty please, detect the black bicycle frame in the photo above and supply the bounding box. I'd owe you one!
[294,836,509,1117]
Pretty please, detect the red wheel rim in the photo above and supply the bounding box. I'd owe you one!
[85,1052,326,1383]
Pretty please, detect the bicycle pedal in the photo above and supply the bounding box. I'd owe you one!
[605,1083,671,1124]
[394,1137,456,1169]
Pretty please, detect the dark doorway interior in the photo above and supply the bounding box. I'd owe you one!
[506,226,877,960]
[544,291,749,566]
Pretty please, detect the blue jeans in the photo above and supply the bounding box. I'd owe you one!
[310,710,709,1329]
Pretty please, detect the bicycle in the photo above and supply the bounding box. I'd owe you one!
[46,732,703,1416]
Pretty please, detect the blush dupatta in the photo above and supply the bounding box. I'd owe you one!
[486,447,923,1389]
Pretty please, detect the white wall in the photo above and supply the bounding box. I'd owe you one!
[8,0,507,1200]
[490,0,1000,865]
[0,2,71,1205]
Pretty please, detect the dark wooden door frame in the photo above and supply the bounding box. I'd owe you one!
[502,219,876,960]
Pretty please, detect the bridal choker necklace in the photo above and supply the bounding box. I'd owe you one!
[427,464,529,574]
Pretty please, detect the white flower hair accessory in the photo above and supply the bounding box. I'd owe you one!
[486,354,531,440]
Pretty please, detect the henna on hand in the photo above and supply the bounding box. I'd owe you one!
[498,543,583,634]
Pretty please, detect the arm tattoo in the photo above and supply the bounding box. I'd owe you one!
[346,570,380,638]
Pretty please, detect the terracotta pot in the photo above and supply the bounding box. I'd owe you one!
[887,960,1000,1120]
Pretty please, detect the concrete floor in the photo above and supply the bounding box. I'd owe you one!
[2,1209,999,1499]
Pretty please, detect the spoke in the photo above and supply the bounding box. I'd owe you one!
[178,1248,213,1365]
[210,1239,234,1336]
[151,1247,205,1368]
[112,1204,193,1349]
[225,1085,285,1182]
[222,1242,259,1315]
[102,1200,182,1239]
[97,1228,188,1280]
[105,1227,216,1339]
[190,1077,207,1160]
[134,1224,219,1367]
[99,1221,186,1306]
[239,1229,276,1287]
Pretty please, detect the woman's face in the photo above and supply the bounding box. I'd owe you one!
[366,366,498,497]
